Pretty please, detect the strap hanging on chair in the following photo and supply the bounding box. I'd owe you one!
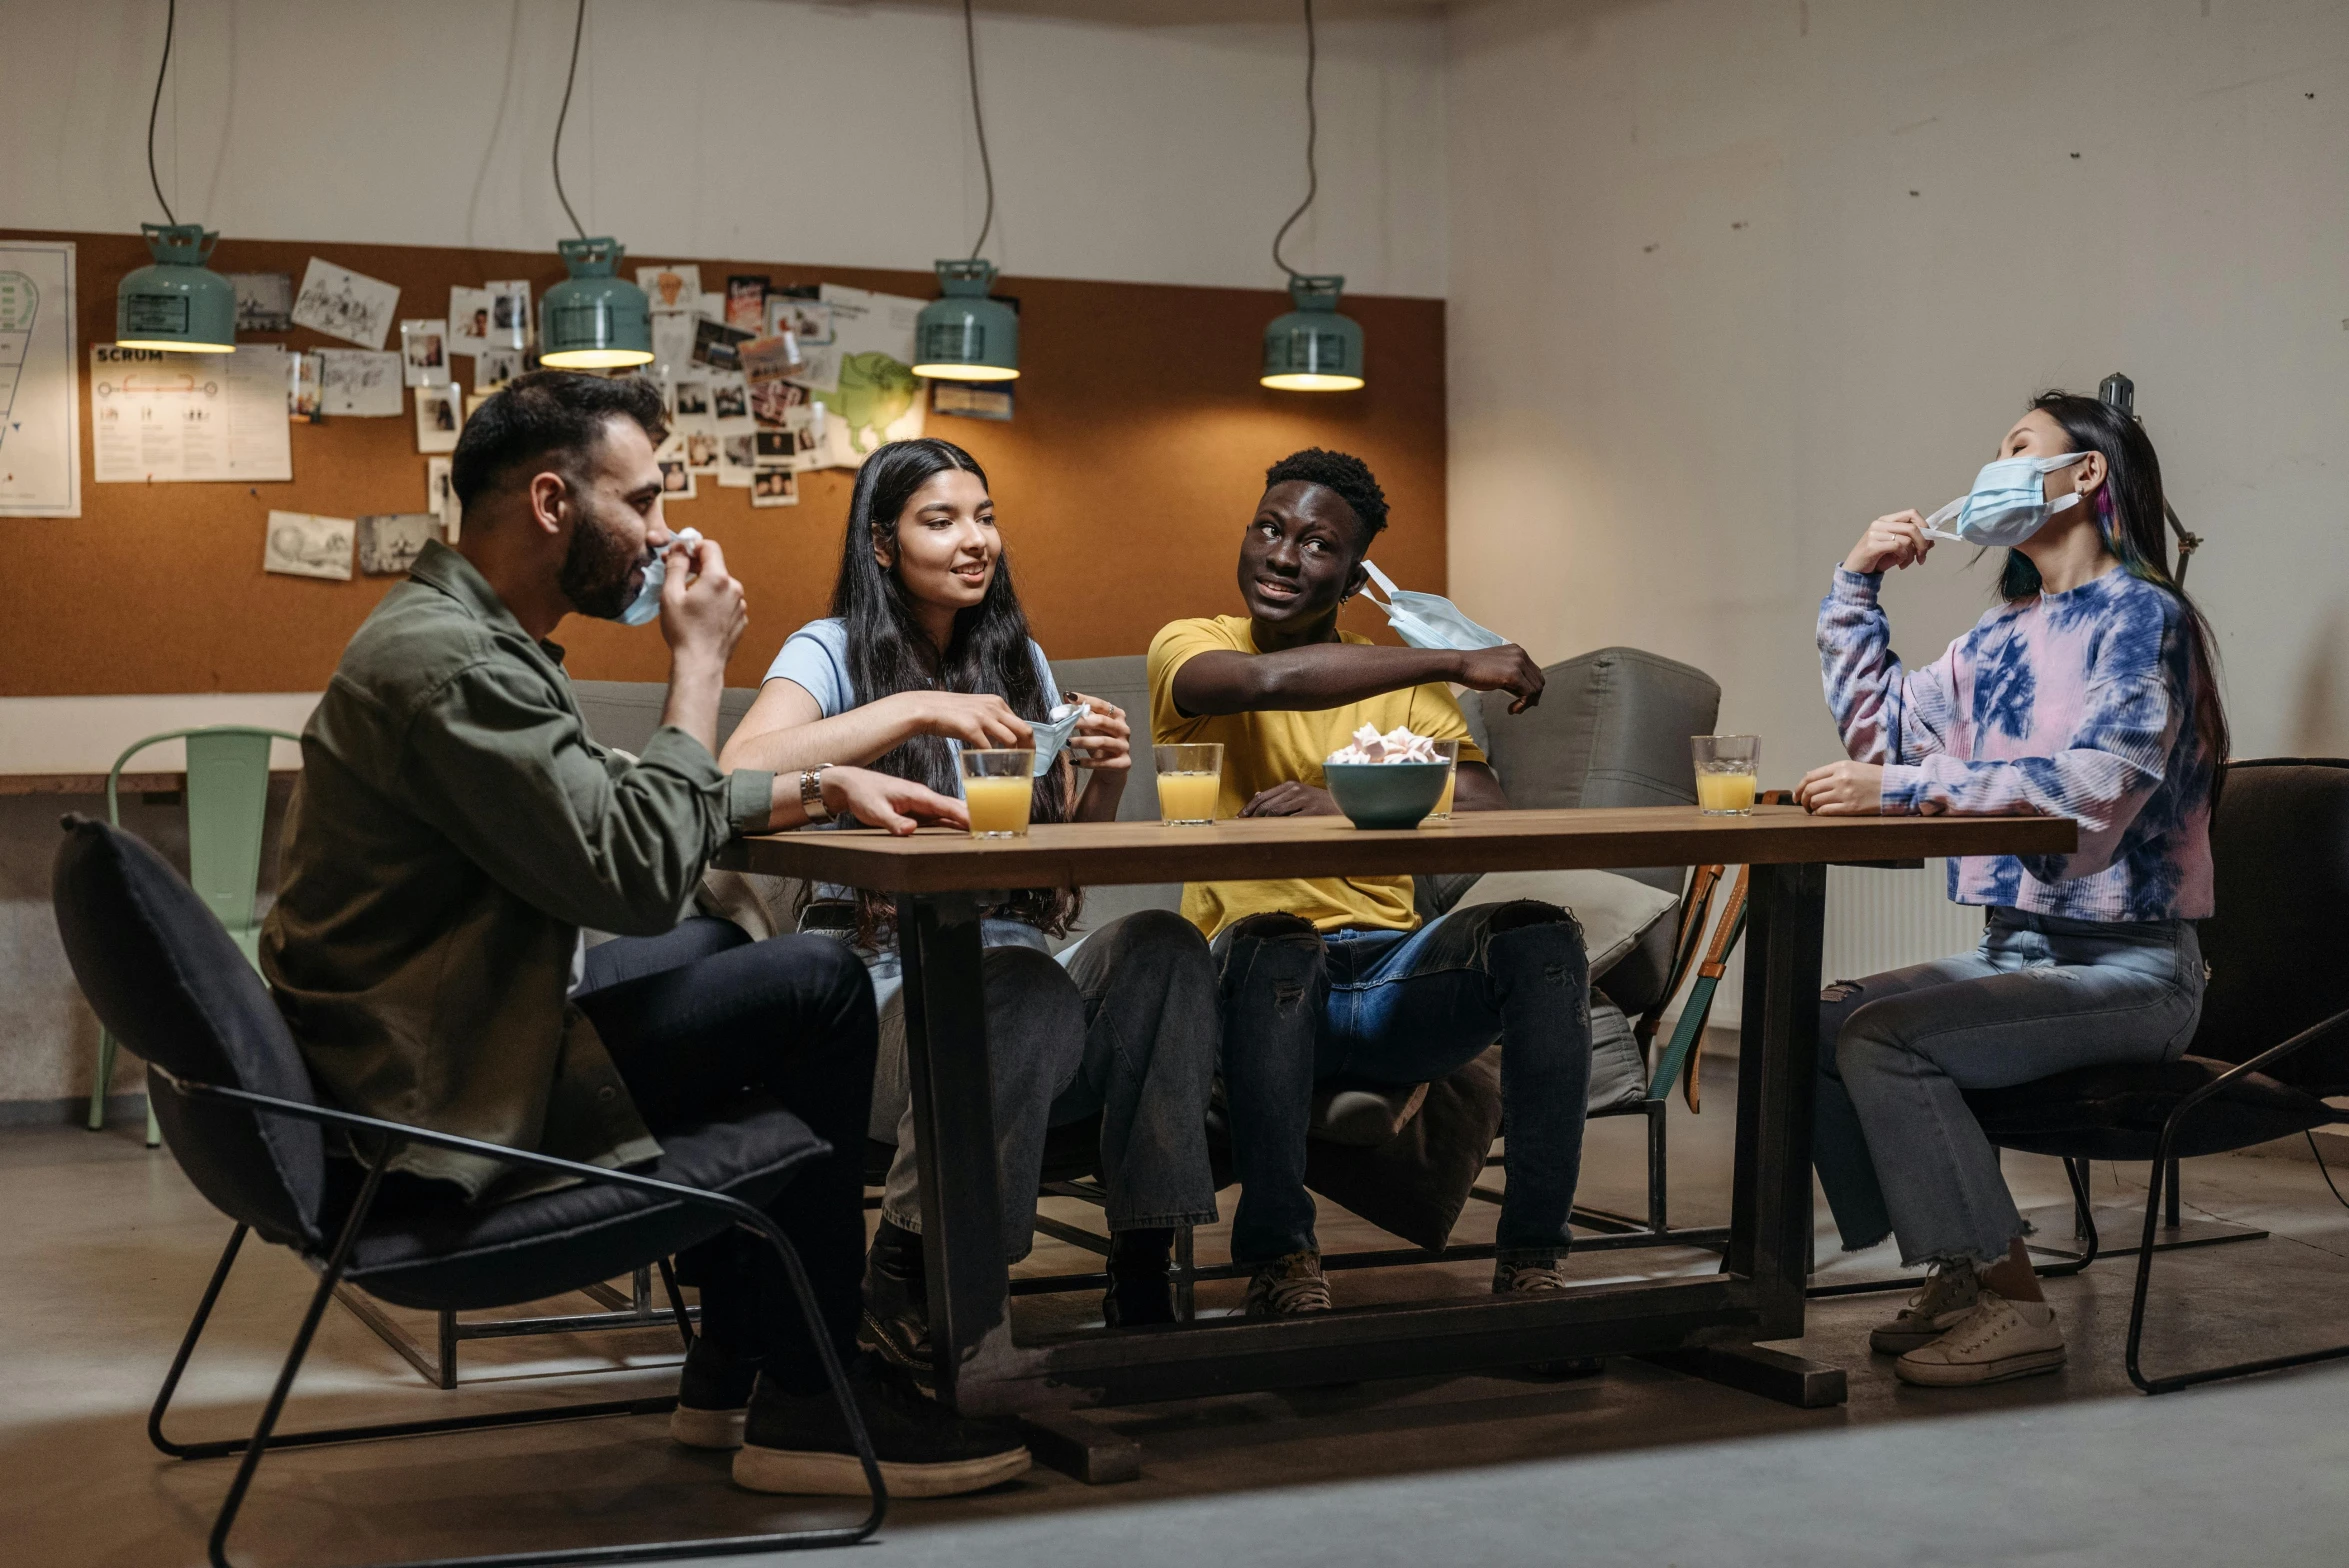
[1636,862,1723,1051]
[1645,865,1752,1112]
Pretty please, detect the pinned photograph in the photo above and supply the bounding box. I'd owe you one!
[413,383,463,453]
[485,280,532,350]
[263,510,355,580]
[291,257,401,349]
[287,351,323,422]
[230,272,294,333]
[753,429,795,465]
[473,348,521,394]
[448,286,491,355]
[768,295,831,345]
[672,378,713,425]
[426,456,460,539]
[400,319,450,386]
[741,331,804,386]
[725,275,769,333]
[355,513,442,576]
[750,468,799,507]
[650,310,697,378]
[317,349,405,416]
[750,378,808,428]
[637,263,701,313]
[718,434,757,488]
[657,457,696,499]
[932,381,1014,422]
[691,317,750,373]
[710,373,751,429]
[683,431,720,471]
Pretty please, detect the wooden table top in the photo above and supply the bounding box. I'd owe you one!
[716,804,2077,894]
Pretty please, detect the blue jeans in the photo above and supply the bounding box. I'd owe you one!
[1815,907,2206,1267]
[1214,900,1593,1265]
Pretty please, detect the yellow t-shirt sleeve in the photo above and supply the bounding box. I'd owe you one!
[1408,682,1488,767]
[1147,617,1240,745]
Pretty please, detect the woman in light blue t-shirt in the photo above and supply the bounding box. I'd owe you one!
[722,438,1218,1366]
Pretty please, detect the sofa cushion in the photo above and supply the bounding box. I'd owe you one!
[1446,868,1679,986]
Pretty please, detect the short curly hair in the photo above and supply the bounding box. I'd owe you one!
[1264,447,1388,546]
[451,370,668,510]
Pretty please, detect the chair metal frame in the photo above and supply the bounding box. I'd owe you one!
[2125,1005,2349,1394]
[147,1069,884,1568]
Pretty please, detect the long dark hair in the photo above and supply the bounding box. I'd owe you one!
[2004,392,2229,794]
[831,437,1078,943]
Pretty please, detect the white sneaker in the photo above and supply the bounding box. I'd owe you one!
[1868,1262,1982,1355]
[1894,1291,2066,1387]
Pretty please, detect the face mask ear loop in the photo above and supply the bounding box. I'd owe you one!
[1359,559,1400,612]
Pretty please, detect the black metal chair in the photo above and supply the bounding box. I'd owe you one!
[49,814,885,1568]
[1961,759,2349,1393]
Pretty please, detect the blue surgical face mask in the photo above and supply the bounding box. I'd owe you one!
[616,528,703,625]
[1359,561,1510,652]
[1923,453,2091,548]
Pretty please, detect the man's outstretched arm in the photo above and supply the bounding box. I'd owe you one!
[1172,642,1546,718]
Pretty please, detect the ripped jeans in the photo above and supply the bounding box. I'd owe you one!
[1814,907,2206,1267]
[1213,900,1593,1266]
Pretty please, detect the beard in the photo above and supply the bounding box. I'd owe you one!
[557,501,646,621]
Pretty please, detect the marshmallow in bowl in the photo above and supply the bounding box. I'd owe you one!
[1326,724,1445,766]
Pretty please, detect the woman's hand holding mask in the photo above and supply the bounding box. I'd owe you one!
[1061,692,1131,773]
[1845,511,1934,576]
[896,690,1033,749]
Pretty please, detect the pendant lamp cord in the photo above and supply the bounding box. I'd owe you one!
[551,0,589,240]
[145,0,179,225]
[962,0,996,260]
[1270,0,1318,283]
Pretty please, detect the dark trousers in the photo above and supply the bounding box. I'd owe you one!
[1214,899,1592,1265]
[577,917,877,1395]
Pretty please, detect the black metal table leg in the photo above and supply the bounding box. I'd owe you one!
[1660,860,1843,1409]
[897,891,1021,1413]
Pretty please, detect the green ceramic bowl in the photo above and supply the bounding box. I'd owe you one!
[1322,761,1450,830]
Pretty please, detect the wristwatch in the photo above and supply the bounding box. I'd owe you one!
[799,765,833,823]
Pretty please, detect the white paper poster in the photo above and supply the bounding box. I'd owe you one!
[792,284,925,468]
[0,240,80,517]
[318,350,405,416]
[291,258,400,350]
[90,344,293,484]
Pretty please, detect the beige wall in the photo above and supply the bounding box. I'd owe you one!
[0,0,1446,296]
[1445,0,2349,777]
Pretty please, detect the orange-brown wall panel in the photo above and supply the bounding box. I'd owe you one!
[1,230,1445,695]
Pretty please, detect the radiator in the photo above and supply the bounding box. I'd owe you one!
[1674,860,1981,1031]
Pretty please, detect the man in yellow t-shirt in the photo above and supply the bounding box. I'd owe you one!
[1147,448,1594,1318]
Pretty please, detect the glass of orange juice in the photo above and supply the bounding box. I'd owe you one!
[1691,735,1761,815]
[1422,738,1462,822]
[958,748,1037,838]
[1153,743,1223,825]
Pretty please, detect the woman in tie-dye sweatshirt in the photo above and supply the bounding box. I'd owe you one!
[1799,392,2227,1389]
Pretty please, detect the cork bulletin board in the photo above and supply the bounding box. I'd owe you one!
[0,228,1448,697]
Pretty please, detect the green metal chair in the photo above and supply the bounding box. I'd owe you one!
[88,727,300,1146]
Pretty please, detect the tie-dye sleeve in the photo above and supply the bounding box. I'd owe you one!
[1818,568,1957,765]
[1878,593,2181,882]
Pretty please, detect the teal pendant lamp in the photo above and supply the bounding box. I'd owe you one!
[541,236,651,369]
[118,1,235,354]
[915,0,1020,382]
[540,0,653,370]
[1260,0,1363,392]
[1261,274,1363,391]
[915,259,1018,381]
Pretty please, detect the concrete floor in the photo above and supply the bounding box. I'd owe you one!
[8,1069,2349,1568]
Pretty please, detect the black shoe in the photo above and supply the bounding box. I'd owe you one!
[1103,1227,1177,1328]
[671,1335,761,1451]
[858,1219,935,1393]
[732,1354,1032,1498]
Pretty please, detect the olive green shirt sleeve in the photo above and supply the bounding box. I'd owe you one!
[397,659,775,938]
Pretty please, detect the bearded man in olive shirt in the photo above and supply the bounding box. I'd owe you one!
[261,371,1028,1499]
